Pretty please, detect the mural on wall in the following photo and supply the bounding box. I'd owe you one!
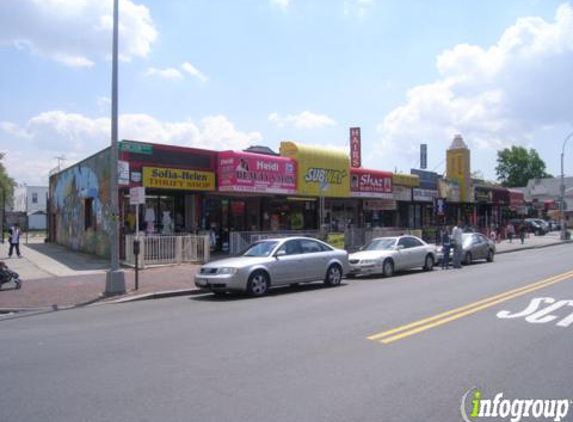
[49,149,112,257]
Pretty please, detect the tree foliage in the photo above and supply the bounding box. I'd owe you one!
[495,146,552,187]
[0,152,16,204]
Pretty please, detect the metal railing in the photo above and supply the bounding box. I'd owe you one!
[229,230,321,255]
[123,234,210,269]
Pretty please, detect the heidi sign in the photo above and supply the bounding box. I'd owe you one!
[218,151,297,194]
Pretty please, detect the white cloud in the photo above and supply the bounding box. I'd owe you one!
[270,0,290,10]
[0,111,262,185]
[269,111,336,129]
[181,62,208,82]
[0,0,157,67]
[145,67,184,80]
[376,3,573,167]
[344,0,374,17]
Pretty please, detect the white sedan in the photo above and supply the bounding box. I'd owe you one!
[348,235,438,278]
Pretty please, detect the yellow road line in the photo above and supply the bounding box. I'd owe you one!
[367,270,573,344]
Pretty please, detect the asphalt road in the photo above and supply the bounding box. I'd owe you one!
[1,244,573,422]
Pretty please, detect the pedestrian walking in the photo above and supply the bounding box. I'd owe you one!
[519,221,526,245]
[507,223,515,243]
[441,226,451,269]
[452,222,463,269]
[8,223,22,258]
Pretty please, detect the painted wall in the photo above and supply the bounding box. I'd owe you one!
[49,149,112,257]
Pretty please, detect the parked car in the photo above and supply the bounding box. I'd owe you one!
[194,237,350,296]
[439,232,496,265]
[347,235,438,278]
[525,218,549,235]
[460,233,496,265]
[509,219,547,236]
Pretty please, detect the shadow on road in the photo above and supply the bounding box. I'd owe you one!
[190,282,348,302]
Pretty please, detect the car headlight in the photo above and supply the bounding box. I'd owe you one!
[217,267,238,274]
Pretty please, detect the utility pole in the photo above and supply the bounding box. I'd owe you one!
[105,0,126,295]
[560,132,573,241]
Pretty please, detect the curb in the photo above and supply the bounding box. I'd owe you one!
[496,240,572,255]
[109,288,204,303]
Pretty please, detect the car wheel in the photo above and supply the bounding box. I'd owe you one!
[463,252,472,266]
[423,254,434,271]
[324,264,342,286]
[247,271,269,297]
[382,259,394,277]
[486,250,494,262]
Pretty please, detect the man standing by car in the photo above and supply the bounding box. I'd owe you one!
[452,222,463,269]
[441,226,452,270]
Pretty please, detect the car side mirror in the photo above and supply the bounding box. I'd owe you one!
[275,250,287,258]
[396,244,404,250]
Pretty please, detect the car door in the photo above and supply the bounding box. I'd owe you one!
[405,237,427,268]
[476,234,489,259]
[272,240,304,285]
[395,237,413,269]
[299,239,328,281]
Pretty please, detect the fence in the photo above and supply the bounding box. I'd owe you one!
[228,228,429,255]
[229,230,321,255]
[123,234,210,269]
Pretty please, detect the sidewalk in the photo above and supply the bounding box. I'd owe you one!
[0,239,202,311]
[0,232,570,312]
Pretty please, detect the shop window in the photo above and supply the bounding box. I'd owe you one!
[32,192,38,204]
[85,198,94,230]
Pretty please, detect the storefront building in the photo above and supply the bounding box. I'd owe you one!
[49,148,115,257]
[392,173,419,228]
[350,168,393,228]
[280,142,357,231]
[410,169,440,230]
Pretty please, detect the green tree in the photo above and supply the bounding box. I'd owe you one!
[0,152,16,206]
[495,146,552,187]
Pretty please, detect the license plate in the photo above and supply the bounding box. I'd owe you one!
[196,278,207,286]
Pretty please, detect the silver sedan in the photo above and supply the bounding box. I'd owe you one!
[348,235,438,278]
[194,237,350,296]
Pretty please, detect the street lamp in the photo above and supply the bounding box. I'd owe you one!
[560,131,573,241]
[105,0,126,295]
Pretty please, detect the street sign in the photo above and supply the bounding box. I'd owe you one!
[119,141,153,155]
[129,187,146,205]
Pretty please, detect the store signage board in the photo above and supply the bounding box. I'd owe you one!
[280,142,350,198]
[393,173,420,188]
[119,141,153,155]
[142,167,215,191]
[218,151,297,194]
[364,199,397,211]
[350,127,361,168]
[350,168,393,198]
[413,188,438,202]
[129,187,146,205]
[118,160,130,186]
[393,186,412,201]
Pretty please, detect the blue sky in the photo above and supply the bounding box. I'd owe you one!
[1,0,572,186]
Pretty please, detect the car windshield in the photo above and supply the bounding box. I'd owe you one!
[363,238,397,250]
[242,240,281,257]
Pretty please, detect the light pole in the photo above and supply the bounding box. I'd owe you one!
[560,131,573,241]
[105,0,126,295]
